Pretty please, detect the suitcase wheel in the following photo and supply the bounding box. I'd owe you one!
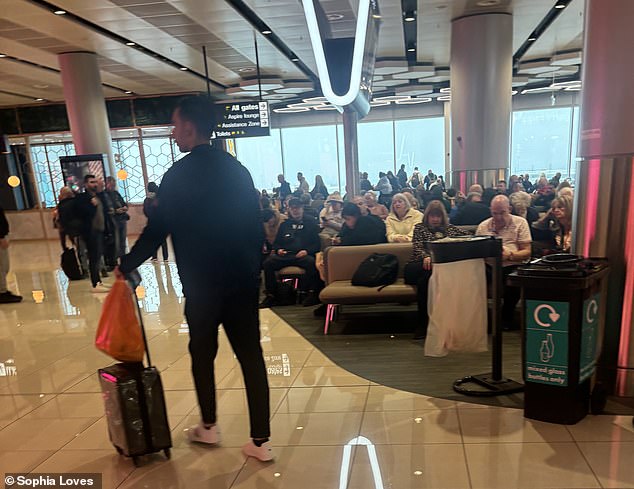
[132,456,141,467]
[164,448,171,460]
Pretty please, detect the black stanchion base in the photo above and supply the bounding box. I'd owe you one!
[453,373,524,397]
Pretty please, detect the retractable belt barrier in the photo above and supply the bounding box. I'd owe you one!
[427,236,524,397]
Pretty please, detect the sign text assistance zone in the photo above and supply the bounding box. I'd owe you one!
[212,102,270,139]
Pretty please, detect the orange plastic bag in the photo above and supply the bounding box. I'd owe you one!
[95,279,145,362]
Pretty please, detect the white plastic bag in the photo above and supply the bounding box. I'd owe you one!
[424,258,488,357]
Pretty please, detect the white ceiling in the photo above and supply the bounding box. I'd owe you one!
[0,0,585,109]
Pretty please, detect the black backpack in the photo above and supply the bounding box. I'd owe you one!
[351,253,399,289]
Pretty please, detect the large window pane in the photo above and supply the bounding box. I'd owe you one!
[235,129,283,192]
[337,124,346,194]
[395,117,445,180]
[31,145,55,208]
[143,137,176,185]
[112,139,146,203]
[30,143,75,207]
[511,107,572,180]
[570,106,580,184]
[281,125,340,195]
[357,121,394,188]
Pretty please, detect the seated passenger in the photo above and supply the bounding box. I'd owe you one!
[364,191,389,220]
[509,191,539,228]
[404,201,472,339]
[334,202,387,246]
[260,198,322,308]
[385,193,423,243]
[451,192,490,225]
[532,195,573,254]
[319,193,344,240]
[262,201,287,254]
[400,189,420,211]
[300,193,319,222]
[476,195,532,329]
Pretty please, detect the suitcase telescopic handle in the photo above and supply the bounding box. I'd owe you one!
[127,273,153,368]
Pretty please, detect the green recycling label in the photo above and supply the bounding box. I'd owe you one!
[580,293,600,383]
[525,300,570,387]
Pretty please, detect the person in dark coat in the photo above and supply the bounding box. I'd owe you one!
[118,95,273,461]
[276,174,292,210]
[55,186,83,251]
[334,202,387,246]
[0,205,21,303]
[74,174,111,291]
[397,164,408,188]
[106,176,129,258]
[261,198,322,307]
[310,175,328,200]
[451,192,491,226]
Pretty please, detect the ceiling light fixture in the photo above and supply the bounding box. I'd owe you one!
[262,29,272,35]
[554,3,566,8]
[327,13,344,21]
[179,67,188,71]
[53,10,66,15]
[303,96,328,103]
[372,14,382,19]
[0,53,6,58]
[403,11,416,21]
[407,43,416,52]
[528,37,537,41]
[273,107,310,113]
[291,57,299,62]
[395,97,432,105]
[375,95,410,102]
[125,42,136,46]
[124,90,133,94]
[34,98,44,102]
[438,95,451,101]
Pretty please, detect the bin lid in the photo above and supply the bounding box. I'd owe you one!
[508,257,609,288]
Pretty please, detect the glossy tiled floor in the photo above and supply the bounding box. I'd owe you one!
[1,240,633,488]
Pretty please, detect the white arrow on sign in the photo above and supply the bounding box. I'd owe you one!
[586,299,598,324]
[534,304,561,327]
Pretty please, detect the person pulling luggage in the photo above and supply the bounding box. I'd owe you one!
[118,95,274,462]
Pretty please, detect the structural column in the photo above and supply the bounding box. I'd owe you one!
[58,51,115,176]
[573,0,634,396]
[449,13,512,192]
[342,109,360,198]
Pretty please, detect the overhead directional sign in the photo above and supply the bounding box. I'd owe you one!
[212,101,270,139]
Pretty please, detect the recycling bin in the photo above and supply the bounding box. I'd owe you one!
[508,255,609,424]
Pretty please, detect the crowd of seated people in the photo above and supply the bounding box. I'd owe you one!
[260,170,574,334]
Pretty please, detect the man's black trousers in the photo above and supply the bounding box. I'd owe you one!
[184,287,270,439]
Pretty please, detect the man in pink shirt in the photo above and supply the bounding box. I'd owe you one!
[477,195,532,329]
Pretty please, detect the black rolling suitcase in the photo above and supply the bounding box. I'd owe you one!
[98,276,172,466]
[61,247,83,280]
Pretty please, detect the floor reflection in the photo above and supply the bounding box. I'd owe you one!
[340,436,384,489]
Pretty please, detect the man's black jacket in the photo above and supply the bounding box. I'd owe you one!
[273,217,320,256]
[119,144,263,296]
